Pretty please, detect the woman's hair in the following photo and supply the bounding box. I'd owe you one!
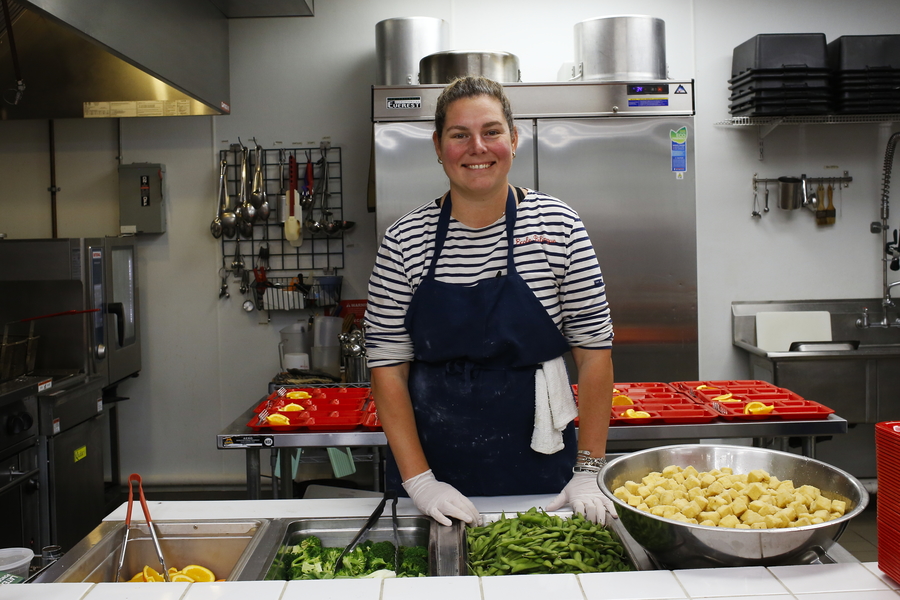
[434,76,515,141]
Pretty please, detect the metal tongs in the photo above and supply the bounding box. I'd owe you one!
[333,491,399,576]
[115,473,170,582]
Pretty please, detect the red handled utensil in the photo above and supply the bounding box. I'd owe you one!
[115,473,170,582]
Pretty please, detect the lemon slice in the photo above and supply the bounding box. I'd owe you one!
[281,403,305,411]
[266,413,291,425]
[712,393,736,402]
[623,408,651,418]
[181,565,215,583]
[286,391,311,399]
[744,401,775,415]
[611,394,634,406]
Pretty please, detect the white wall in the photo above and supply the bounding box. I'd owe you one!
[0,0,898,485]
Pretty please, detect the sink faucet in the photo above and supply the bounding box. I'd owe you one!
[862,131,900,328]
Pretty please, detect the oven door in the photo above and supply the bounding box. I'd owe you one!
[85,238,141,387]
[0,442,41,552]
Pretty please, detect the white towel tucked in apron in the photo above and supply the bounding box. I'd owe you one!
[531,355,578,454]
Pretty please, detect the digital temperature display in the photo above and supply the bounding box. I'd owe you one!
[628,84,669,95]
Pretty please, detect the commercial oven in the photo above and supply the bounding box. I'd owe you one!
[371,81,698,382]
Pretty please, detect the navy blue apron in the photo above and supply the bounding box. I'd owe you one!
[385,186,576,497]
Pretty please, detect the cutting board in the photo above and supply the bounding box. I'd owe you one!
[755,311,832,352]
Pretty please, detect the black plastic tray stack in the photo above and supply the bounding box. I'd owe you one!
[729,33,832,116]
[828,35,900,114]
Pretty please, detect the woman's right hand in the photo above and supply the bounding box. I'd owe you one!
[402,469,483,526]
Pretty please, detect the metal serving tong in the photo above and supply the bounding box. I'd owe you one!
[115,473,170,582]
[333,491,399,576]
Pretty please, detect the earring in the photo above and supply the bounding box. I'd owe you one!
[437,158,443,164]
[512,151,516,158]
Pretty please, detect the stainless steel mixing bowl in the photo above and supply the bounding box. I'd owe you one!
[598,444,869,569]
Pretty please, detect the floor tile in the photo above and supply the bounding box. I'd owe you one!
[579,570,687,600]
[863,563,900,590]
[383,575,481,600]
[184,580,286,599]
[768,563,893,594]
[482,573,582,600]
[673,566,788,597]
[0,582,94,600]
[284,577,382,600]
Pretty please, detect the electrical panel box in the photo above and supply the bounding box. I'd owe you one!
[119,163,166,234]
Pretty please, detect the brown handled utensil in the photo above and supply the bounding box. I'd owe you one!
[115,473,169,582]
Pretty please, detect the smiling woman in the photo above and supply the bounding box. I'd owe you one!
[364,76,616,528]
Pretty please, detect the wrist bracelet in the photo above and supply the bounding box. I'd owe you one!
[573,453,607,473]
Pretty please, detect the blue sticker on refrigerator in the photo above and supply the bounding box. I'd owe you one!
[670,127,688,173]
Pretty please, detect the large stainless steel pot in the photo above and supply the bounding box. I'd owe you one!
[419,51,521,84]
[599,444,868,569]
[376,17,449,85]
[574,15,667,81]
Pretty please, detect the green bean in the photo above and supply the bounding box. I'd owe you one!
[466,508,633,576]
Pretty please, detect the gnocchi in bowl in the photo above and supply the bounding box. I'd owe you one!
[599,445,868,569]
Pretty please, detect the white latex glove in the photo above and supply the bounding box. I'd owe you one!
[402,469,483,527]
[546,471,619,525]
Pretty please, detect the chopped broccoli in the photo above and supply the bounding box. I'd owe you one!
[398,546,429,577]
[368,540,397,571]
[280,537,427,580]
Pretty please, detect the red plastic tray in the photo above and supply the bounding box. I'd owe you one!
[613,382,680,394]
[670,380,780,396]
[709,399,834,421]
[362,412,382,431]
[609,403,720,426]
[615,392,698,405]
[254,395,367,413]
[248,408,365,432]
[694,389,807,403]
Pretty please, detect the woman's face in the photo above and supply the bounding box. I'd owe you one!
[433,95,518,199]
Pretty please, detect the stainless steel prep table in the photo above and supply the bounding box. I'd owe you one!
[218,401,849,499]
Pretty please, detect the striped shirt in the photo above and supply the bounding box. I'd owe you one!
[364,188,613,368]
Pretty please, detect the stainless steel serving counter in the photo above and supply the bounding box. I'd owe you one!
[218,401,849,499]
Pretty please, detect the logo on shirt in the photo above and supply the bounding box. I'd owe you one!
[515,235,559,245]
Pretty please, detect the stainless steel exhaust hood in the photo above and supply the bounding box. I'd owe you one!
[0,0,231,119]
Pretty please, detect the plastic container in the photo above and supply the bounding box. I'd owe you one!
[828,35,900,71]
[731,33,828,77]
[0,547,34,579]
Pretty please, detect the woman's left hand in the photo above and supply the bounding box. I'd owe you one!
[546,472,619,525]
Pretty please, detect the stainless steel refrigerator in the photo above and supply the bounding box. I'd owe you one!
[371,81,697,382]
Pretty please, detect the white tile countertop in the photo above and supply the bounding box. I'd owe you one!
[4,498,899,600]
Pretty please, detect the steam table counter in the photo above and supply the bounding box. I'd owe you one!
[217,399,849,499]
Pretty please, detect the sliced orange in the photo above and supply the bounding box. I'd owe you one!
[266,413,291,425]
[181,564,215,583]
[695,384,717,390]
[281,403,305,411]
[611,394,634,406]
[143,565,163,582]
[623,408,651,418]
[170,573,195,582]
[128,571,144,582]
[168,567,178,574]
[286,391,311,399]
[744,401,775,415]
[612,388,621,394]
[712,393,736,402]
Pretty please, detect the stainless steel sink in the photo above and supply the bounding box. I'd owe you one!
[32,519,278,583]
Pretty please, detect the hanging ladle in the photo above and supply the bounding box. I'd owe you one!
[251,140,271,221]
[210,159,226,238]
[238,141,256,225]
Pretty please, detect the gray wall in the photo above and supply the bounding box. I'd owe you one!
[0,0,898,485]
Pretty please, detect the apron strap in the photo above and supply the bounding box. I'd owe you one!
[426,186,519,280]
